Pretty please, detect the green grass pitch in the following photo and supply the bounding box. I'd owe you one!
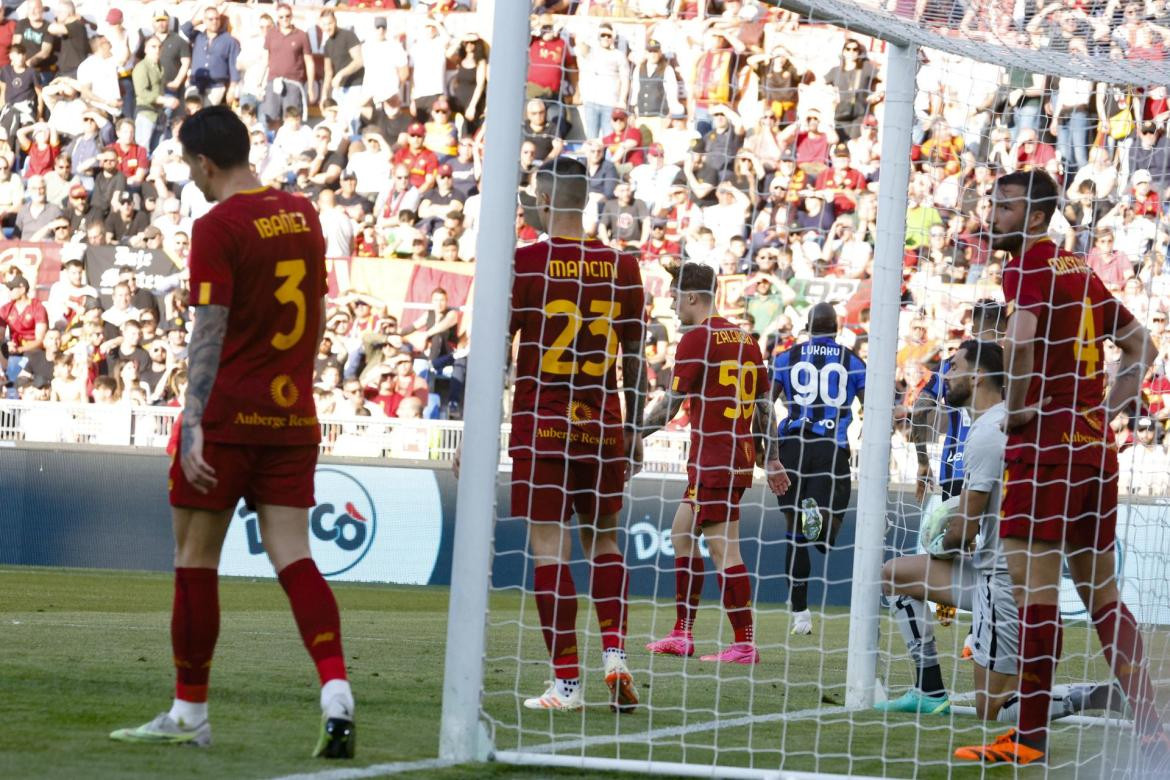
[2,566,1163,779]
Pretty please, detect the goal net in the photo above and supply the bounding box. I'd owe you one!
[441,1,1170,777]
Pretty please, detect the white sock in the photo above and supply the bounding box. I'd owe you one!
[996,693,1072,723]
[555,678,580,698]
[603,647,627,664]
[168,699,208,727]
[320,678,355,720]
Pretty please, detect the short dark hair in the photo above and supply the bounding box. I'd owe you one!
[957,338,1005,392]
[971,298,1005,332]
[677,262,716,298]
[178,105,250,170]
[807,301,838,337]
[996,169,1059,223]
[535,156,589,210]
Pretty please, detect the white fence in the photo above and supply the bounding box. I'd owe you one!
[0,400,695,474]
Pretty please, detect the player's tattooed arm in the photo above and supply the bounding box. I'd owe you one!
[910,392,938,498]
[621,338,647,431]
[642,386,684,438]
[1106,315,1157,419]
[751,395,781,463]
[181,304,229,452]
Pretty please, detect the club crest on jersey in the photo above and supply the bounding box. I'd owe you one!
[568,400,594,425]
[270,374,299,408]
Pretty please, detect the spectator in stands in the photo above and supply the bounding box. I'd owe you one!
[183,4,238,106]
[15,175,63,239]
[47,257,95,328]
[361,18,408,110]
[132,36,176,152]
[15,0,55,87]
[261,3,314,126]
[526,15,575,128]
[446,32,487,135]
[319,9,364,129]
[101,281,140,329]
[408,18,450,120]
[89,147,126,219]
[826,39,880,139]
[0,45,38,141]
[1,274,48,395]
[577,23,629,141]
[0,155,23,232]
[599,180,649,248]
[393,122,438,193]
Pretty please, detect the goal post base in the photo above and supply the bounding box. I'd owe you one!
[492,750,885,780]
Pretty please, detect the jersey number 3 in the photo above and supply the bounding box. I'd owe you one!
[540,299,620,376]
[272,259,307,351]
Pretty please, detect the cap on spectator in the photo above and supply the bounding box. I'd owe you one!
[832,143,850,157]
[339,170,358,181]
[648,143,664,157]
[407,122,425,137]
[1141,121,1158,134]
[1137,416,1156,430]
[437,163,453,176]
[373,17,387,29]
[611,108,628,121]
[106,9,123,24]
[153,8,169,20]
[239,94,259,112]
[6,273,28,290]
[651,217,668,228]
[69,183,87,199]
[117,192,133,205]
[646,40,662,51]
[689,137,706,154]
[184,85,202,100]
[1132,169,1152,184]
[142,225,163,241]
[599,22,614,32]
[863,114,878,127]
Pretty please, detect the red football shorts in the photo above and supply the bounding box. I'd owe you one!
[684,482,747,526]
[169,440,318,511]
[511,457,625,522]
[999,462,1117,551]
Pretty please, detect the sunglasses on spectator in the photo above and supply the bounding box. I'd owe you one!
[433,109,449,114]
[437,173,452,179]
[599,32,613,39]
[844,45,861,52]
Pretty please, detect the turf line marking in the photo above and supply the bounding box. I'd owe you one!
[265,756,457,780]
[520,704,851,754]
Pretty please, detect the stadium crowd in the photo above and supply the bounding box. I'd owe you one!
[0,0,1168,490]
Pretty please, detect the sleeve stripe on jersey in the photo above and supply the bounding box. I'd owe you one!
[198,282,212,306]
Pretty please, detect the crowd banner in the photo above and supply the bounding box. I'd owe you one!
[0,240,61,299]
[84,245,180,307]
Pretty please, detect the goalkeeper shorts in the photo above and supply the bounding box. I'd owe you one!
[950,562,1017,676]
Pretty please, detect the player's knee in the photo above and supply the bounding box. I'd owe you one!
[881,559,897,596]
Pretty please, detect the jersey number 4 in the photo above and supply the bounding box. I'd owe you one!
[1073,296,1100,379]
[540,299,620,376]
[272,259,307,351]
[790,361,849,407]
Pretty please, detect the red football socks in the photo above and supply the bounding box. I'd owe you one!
[1092,601,1160,735]
[590,553,627,652]
[278,558,347,685]
[172,567,220,703]
[673,555,705,633]
[721,564,754,644]
[534,563,579,679]
[1016,603,1062,747]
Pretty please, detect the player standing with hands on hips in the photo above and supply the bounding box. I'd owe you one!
[771,302,865,636]
[954,170,1167,767]
[110,106,356,759]
[454,157,647,713]
[642,262,790,663]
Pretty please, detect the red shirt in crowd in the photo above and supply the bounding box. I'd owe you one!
[392,146,439,189]
[508,237,645,461]
[1002,239,1132,468]
[603,127,645,167]
[265,26,312,83]
[672,315,769,488]
[642,237,681,264]
[0,297,47,347]
[187,185,325,446]
[527,36,573,93]
[113,142,148,180]
[814,166,867,213]
[24,141,57,177]
[373,374,428,417]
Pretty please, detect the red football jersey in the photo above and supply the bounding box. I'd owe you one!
[1003,239,1134,469]
[188,186,326,446]
[509,238,645,461]
[672,316,769,487]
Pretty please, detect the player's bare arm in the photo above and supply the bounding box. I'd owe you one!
[642,385,684,436]
[181,304,229,493]
[621,337,647,475]
[752,395,789,495]
[910,392,940,501]
[939,487,989,555]
[1106,316,1157,418]
[1003,308,1038,430]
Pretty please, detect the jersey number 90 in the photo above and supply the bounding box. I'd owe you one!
[790,360,849,407]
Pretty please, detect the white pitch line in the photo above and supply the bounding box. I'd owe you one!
[265,756,457,780]
[518,703,851,755]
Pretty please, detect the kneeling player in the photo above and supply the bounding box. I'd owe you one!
[879,340,1117,721]
[643,263,789,664]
